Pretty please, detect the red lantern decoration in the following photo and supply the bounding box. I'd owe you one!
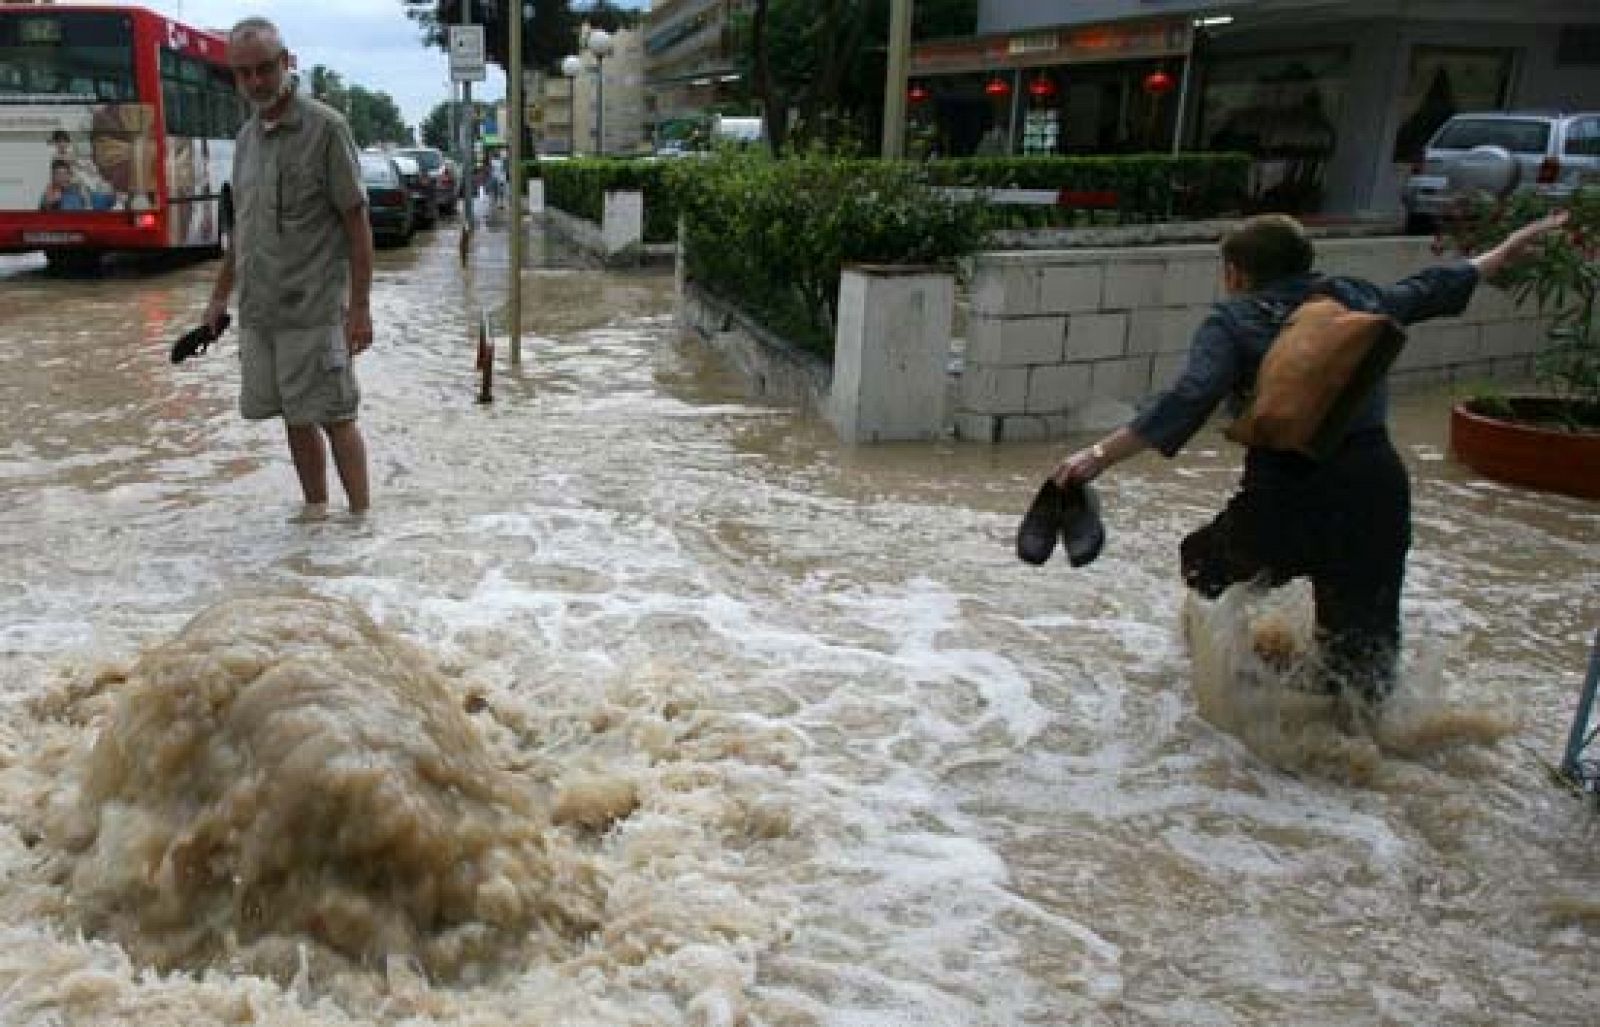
[1027,75,1058,99]
[1143,69,1176,95]
[908,83,931,104]
[984,76,1012,99]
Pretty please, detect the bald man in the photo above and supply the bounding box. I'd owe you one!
[203,17,374,521]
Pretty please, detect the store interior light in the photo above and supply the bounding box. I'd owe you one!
[984,76,1011,98]
[1027,75,1057,98]
[908,83,931,104]
[1194,15,1235,28]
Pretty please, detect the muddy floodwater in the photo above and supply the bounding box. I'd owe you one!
[0,225,1596,1025]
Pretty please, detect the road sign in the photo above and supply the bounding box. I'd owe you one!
[449,25,486,83]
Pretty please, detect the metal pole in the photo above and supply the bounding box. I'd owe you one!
[1172,29,1197,155]
[508,0,523,365]
[596,55,605,156]
[882,0,912,159]
[459,1,474,242]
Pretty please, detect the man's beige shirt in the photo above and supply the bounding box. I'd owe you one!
[233,88,365,330]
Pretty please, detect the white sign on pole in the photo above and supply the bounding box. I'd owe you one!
[449,25,486,83]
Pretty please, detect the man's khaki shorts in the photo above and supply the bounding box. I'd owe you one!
[239,324,360,425]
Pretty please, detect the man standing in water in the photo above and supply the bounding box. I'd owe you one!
[1052,212,1566,703]
[203,17,372,521]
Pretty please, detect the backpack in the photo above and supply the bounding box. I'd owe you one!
[1226,294,1405,460]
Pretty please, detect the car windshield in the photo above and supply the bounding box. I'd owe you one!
[400,149,442,172]
[359,156,397,186]
[1433,119,1552,154]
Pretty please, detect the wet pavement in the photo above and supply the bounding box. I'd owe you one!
[0,220,1596,1024]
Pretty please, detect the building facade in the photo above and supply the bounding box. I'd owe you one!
[643,0,750,147]
[565,24,649,156]
[914,0,1600,215]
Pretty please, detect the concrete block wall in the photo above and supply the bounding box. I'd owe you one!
[958,238,1548,443]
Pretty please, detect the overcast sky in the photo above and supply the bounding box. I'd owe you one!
[139,0,647,131]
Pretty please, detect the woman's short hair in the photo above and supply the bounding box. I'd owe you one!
[1220,214,1315,288]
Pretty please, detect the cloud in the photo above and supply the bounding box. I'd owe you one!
[140,0,645,131]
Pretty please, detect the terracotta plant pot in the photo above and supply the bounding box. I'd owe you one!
[1449,397,1600,500]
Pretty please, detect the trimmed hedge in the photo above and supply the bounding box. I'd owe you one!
[667,153,989,357]
[541,158,678,243]
[923,153,1251,227]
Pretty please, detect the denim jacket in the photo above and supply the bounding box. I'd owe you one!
[1131,261,1481,458]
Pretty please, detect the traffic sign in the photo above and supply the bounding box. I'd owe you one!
[449,25,486,83]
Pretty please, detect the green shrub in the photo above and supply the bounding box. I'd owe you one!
[541,158,678,243]
[668,152,989,356]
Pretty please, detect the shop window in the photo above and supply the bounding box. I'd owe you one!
[1198,48,1347,212]
[1392,47,1512,163]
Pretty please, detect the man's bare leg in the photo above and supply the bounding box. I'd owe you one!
[285,422,329,516]
[325,419,370,514]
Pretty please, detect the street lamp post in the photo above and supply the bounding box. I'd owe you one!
[588,30,612,156]
[560,54,582,155]
[561,28,613,156]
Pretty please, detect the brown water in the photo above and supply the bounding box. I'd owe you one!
[0,226,1596,1024]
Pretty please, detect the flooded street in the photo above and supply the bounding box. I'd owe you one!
[0,223,1596,1025]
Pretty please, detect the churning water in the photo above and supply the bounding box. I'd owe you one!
[0,228,1596,1024]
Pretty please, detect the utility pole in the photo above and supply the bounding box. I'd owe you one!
[881,0,912,159]
[458,1,475,247]
[507,0,524,365]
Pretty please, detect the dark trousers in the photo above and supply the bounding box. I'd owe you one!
[1180,430,1411,702]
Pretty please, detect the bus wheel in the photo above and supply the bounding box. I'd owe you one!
[44,250,102,275]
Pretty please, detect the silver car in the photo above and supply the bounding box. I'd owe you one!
[1403,111,1600,231]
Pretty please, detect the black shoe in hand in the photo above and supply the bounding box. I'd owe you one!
[170,313,231,364]
[1017,480,1067,565]
[1060,481,1105,568]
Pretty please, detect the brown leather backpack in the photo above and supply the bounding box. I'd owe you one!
[1226,295,1405,459]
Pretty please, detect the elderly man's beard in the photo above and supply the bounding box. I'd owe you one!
[245,77,293,114]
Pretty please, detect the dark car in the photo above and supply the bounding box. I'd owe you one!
[389,152,440,229]
[359,153,413,245]
[398,146,458,216]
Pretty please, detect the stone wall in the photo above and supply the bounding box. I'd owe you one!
[957,237,1542,443]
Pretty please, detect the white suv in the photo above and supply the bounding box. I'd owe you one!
[1403,111,1600,231]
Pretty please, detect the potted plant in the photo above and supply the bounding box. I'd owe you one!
[1441,188,1599,499]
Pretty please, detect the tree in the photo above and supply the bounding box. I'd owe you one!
[740,0,977,154]
[307,64,412,146]
[421,100,455,150]
[348,85,414,147]
[404,0,577,74]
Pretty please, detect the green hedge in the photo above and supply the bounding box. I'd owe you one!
[922,153,1251,227]
[668,153,989,357]
[541,158,678,243]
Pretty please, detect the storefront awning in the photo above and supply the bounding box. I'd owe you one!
[912,17,1192,76]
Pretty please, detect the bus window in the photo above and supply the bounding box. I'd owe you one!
[0,11,134,101]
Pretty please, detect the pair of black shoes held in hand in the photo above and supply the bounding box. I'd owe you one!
[1016,479,1105,568]
[170,313,231,364]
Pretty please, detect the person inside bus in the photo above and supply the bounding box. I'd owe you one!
[201,16,374,522]
[39,159,93,211]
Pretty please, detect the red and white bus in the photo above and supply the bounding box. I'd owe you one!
[0,4,241,271]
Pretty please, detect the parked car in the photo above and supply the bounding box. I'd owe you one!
[359,152,413,245]
[398,146,457,216]
[1402,110,1600,232]
[389,152,440,229]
